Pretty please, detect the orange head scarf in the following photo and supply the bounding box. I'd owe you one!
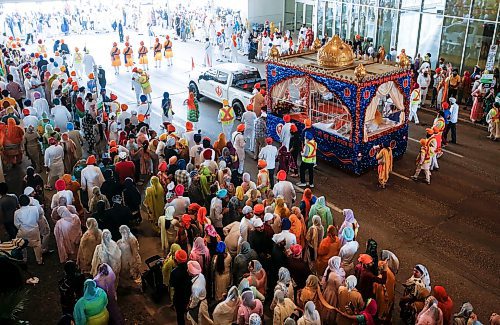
[197,207,208,226]
[289,214,302,238]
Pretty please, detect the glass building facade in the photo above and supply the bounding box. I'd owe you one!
[291,0,500,72]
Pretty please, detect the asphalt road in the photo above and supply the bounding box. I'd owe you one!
[4,27,499,324]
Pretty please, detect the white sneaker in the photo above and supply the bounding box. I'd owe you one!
[309,184,314,188]
[296,182,306,187]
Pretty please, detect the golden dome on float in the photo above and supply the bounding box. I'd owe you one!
[317,35,354,68]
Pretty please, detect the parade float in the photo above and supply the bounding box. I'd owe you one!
[265,36,412,174]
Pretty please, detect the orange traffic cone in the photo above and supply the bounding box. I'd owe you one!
[191,57,195,70]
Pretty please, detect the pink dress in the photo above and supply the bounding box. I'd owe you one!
[237,300,263,325]
[470,88,484,122]
[54,211,82,263]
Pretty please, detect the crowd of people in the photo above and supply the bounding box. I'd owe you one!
[0,3,499,325]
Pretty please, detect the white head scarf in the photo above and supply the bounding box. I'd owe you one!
[323,256,345,280]
[277,267,291,285]
[345,275,357,291]
[274,289,285,304]
[381,249,399,274]
[249,313,261,325]
[304,301,320,321]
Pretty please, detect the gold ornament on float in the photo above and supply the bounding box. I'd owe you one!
[317,35,354,68]
[269,45,280,58]
[354,63,366,82]
[312,37,322,51]
[398,49,410,69]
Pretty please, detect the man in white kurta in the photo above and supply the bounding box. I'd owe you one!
[51,98,72,132]
[80,157,105,205]
[238,206,254,246]
[83,51,96,76]
[280,116,292,150]
[33,93,50,118]
[232,126,246,174]
[241,106,257,152]
[14,195,43,264]
[44,141,65,188]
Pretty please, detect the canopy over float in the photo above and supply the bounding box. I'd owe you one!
[265,35,412,174]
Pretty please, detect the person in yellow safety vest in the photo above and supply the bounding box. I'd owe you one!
[297,131,317,188]
[424,128,439,172]
[409,83,421,124]
[218,99,235,141]
[411,138,431,184]
[486,102,500,141]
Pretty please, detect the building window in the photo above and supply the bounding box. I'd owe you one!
[439,17,467,69]
[397,10,420,57]
[377,8,398,51]
[471,0,499,20]
[418,13,443,68]
[444,0,471,17]
[462,20,495,72]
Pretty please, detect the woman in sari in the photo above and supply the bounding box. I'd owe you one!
[77,218,102,274]
[213,286,241,325]
[245,260,267,296]
[93,263,124,325]
[274,197,290,219]
[289,214,304,248]
[374,256,397,324]
[213,132,227,160]
[158,206,179,255]
[91,229,122,283]
[144,176,165,233]
[270,267,294,310]
[123,178,142,224]
[375,146,393,189]
[73,279,109,325]
[273,289,296,325]
[61,132,78,173]
[308,196,333,237]
[117,225,142,286]
[336,276,365,325]
[291,206,307,243]
[190,237,211,273]
[88,186,110,214]
[162,243,181,304]
[322,256,345,323]
[54,206,82,263]
[237,290,263,325]
[82,111,96,153]
[335,298,378,325]
[299,188,315,225]
[2,117,24,166]
[62,174,84,216]
[338,209,360,245]
[297,301,321,325]
[297,275,321,309]
[400,264,431,325]
[416,296,443,325]
[305,215,324,273]
[470,84,486,123]
[212,241,232,302]
[316,225,341,275]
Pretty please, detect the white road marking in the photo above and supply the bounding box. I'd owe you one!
[408,137,464,158]
[293,185,344,213]
[391,171,410,180]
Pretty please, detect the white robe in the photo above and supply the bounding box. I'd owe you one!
[33,98,50,118]
[51,105,72,132]
[83,54,96,75]
[281,122,292,150]
[80,165,105,202]
[44,144,65,180]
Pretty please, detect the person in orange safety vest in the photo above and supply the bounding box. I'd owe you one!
[218,99,235,141]
[411,138,431,184]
